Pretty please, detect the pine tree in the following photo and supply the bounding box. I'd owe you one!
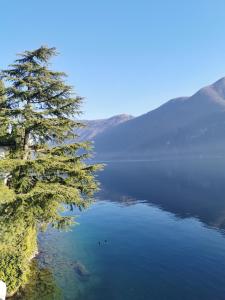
[0,46,102,293]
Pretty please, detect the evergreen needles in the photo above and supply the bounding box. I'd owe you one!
[0,46,102,294]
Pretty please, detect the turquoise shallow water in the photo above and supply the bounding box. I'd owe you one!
[39,159,225,300]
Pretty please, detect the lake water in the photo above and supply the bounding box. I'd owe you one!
[37,158,225,300]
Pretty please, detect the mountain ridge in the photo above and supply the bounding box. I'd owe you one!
[76,114,134,142]
[91,77,225,159]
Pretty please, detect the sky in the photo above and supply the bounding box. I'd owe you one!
[1,0,225,119]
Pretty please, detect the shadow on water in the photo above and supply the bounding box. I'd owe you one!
[97,158,225,230]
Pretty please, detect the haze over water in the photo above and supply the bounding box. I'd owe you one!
[39,158,225,300]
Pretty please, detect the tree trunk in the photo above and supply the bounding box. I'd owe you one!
[23,129,30,160]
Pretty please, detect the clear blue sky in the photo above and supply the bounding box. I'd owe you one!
[1,0,225,119]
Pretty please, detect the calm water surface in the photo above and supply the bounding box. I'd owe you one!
[38,159,225,300]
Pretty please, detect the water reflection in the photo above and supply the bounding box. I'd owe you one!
[97,158,225,230]
[5,158,225,300]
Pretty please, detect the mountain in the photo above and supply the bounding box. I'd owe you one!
[92,77,225,159]
[76,114,134,141]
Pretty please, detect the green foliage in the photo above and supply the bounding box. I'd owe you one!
[11,261,62,300]
[0,182,15,203]
[0,46,102,294]
[0,225,37,294]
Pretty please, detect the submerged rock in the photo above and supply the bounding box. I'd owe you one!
[73,261,90,278]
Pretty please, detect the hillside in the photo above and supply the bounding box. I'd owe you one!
[76,114,134,141]
[92,77,225,159]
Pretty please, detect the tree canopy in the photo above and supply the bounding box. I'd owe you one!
[0,46,102,294]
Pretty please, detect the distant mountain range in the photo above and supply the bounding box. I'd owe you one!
[78,77,225,159]
[77,114,134,141]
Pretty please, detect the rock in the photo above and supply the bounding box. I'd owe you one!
[73,261,90,278]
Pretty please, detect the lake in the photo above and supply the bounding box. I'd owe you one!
[36,158,225,299]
